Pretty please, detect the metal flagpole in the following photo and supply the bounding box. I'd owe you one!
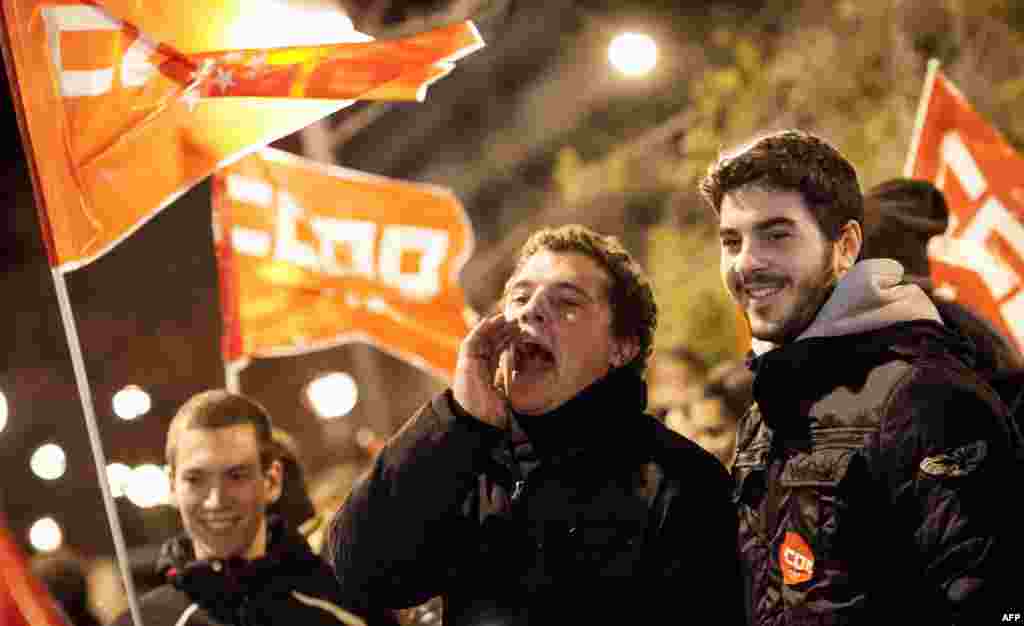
[49,268,147,626]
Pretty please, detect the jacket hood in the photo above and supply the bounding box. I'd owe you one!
[751,258,943,355]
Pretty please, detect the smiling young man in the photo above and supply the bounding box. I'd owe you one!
[701,130,1020,624]
[329,225,743,625]
[113,390,365,626]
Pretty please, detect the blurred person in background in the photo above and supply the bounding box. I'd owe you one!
[31,548,102,626]
[329,224,742,625]
[662,360,752,469]
[111,390,366,626]
[861,177,1024,380]
[646,344,708,421]
[702,130,1020,623]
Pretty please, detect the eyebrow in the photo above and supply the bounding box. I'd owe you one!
[504,280,596,301]
[719,217,796,237]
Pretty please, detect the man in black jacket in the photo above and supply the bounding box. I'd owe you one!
[113,390,365,626]
[329,224,743,625]
[700,130,1021,624]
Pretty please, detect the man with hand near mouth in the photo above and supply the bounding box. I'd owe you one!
[701,130,1020,624]
[113,390,367,626]
[329,225,742,625]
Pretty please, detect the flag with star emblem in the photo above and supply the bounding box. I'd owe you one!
[0,515,70,626]
[1,0,484,272]
[905,62,1024,351]
[213,148,474,381]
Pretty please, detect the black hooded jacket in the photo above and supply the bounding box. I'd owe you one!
[112,517,365,626]
[329,366,744,625]
[734,260,1021,625]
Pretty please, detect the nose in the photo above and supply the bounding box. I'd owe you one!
[203,484,224,508]
[733,239,766,278]
[516,290,554,325]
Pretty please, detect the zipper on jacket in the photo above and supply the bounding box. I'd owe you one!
[510,479,526,502]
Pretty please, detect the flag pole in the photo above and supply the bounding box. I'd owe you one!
[49,269,147,626]
[224,359,247,394]
[904,58,941,178]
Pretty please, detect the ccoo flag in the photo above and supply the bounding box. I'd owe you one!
[905,63,1024,352]
[0,0,484,272]
[213,148,473,381]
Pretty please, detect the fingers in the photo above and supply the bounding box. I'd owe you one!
[465,313,521,362]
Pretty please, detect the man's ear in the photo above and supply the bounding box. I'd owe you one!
[264,459,283,505]
[610,337,641,369]
[834,219,863,275]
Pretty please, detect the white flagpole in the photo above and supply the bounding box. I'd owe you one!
[224,358,248,394]
[50,268,146,626]
[904,58,941,178]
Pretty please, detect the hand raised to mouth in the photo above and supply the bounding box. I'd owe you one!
[452,313,521,429]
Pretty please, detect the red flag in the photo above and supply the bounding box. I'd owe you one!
[213,148,474,381]
[0,515,69,626]
[0,0,484,271]
[906,63,1024,351]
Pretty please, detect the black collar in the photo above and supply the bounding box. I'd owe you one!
[506,366,652,463]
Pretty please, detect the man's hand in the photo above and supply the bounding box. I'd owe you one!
[452,313,520,428]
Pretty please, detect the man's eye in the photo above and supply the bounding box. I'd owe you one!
[767,231,790,241]
[509,295,529,305]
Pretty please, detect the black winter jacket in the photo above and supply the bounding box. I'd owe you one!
[734,261,1021,625]
[112,518,365,626]
[329,367,744,625]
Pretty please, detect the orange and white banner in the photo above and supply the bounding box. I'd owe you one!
[213,148,474,381]
[906,62,1024,351]
[1,0,483,271]
[0,515,69,626]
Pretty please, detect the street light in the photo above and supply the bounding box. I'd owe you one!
[30,443,66,481]
[0,389,7,434]
[305,371,359,419]
[29,517,63,552]
[113,385,151,421]
[608,32,658,77]
[124,464,171,508]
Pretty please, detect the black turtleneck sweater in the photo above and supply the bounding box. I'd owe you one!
[330,367,744,626]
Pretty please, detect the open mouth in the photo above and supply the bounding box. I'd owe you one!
[514,338,556,373]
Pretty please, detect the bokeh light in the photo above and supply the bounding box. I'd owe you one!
[106,462,133,498]
[608,32,658,77]
[124,464,171,508]
[30,443,67,481]
[306,372,359,419]
[0,389,7,434]
[29,517,63,552]
[112,385,152,421]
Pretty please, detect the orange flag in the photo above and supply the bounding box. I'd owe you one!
[0,515,69,626]
[213,148,473,381]
[1,0,484,272]
[905,64,1024,352]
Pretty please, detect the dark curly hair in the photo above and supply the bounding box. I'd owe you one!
[509,224,657,376]
[699,130,863,241]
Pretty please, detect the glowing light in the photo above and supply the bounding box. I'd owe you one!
[226,0,368,49]
[608,32,658,77]
[306,372,358,419]
[106,463,133,498]
[30,443,67,481]
[29,517,63,552]
[112,385,151,421]
[125,464,171,508]
[0,390,7,434]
